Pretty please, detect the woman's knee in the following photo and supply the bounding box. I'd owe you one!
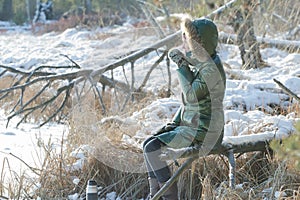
[143,136,154,149]
[143,138,163,153]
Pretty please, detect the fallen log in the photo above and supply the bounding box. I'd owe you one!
[160,133,275,160]
[152,132,281,200]
[219,32,300,53]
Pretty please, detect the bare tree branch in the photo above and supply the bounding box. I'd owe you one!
[137,51,167,92]
[88,76,106,114]
[139,1,166,38]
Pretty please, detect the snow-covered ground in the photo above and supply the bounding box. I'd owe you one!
[0,21,299,199]
[0,109,68,179]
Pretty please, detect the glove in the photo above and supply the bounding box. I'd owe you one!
[155,122,178,135]
[168,49,190,68]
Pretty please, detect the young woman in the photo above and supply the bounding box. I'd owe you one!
[143,17,226,199]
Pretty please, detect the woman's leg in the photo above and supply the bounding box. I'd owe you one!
[143,137,171,182]
[143,137,178,199]
[143,137,161,198]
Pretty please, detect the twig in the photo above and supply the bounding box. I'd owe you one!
[110,70,121,109]
[60,54,81,69]
[39,86,71,127]
[137,51,167,91]
[0,69,7,77]
[166,53,172,97]
[120,63,136,111]
[6,81,74,127]
[131,62,135,101]
[3,152,41,175]
[11,82,50,116]
[0,69,91,94]
[139,1,165,39]
[88,76,106,114]
[274,78,300,102]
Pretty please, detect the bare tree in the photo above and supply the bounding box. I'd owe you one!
[26,0,31,22]
[229,0,267,70]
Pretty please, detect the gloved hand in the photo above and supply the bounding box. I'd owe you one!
[155,122,178,135]
[168,49,190,68]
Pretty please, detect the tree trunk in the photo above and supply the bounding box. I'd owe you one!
[26,0,31,22]
[84,0,92,14]
[1,0,13,21]
[231,0,265,70]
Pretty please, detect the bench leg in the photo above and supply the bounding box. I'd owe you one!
[227,150,236,189]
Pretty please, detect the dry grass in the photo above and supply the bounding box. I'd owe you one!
[175,153,300,199]
[253,0,300,39]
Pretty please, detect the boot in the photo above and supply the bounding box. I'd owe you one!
[159,181,178,200]
[147,177,160,199]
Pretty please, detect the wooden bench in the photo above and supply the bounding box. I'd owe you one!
[151,133,277,200]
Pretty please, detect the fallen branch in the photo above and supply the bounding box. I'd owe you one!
[137,51,167,92]
[0,150,41,175]
[219,32,300,53]
[273,78,300,102]
[152,132,278,200]
[0,0,241,127]
[99,74,131,92]
[0,61,88,127]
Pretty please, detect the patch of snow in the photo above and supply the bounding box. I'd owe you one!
[223,132,276,145]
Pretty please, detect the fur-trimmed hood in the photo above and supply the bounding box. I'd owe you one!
[181,17,218,57]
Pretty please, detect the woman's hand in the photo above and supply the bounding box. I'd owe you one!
[168,49,190,68]
[168,49,197,68]
[155,122,178,135]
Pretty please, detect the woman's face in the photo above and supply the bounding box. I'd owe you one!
[182,32,209,62]
[181,32,190,53]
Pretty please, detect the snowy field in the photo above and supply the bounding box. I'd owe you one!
[0,20,300,199]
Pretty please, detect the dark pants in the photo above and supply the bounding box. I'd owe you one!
[143,136,171,183]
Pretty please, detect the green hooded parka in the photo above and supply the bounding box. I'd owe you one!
[156,18,226,149]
